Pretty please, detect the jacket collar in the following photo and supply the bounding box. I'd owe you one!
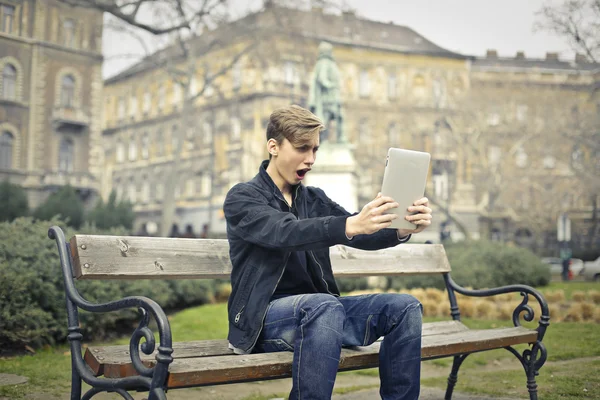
[257,159,303,202]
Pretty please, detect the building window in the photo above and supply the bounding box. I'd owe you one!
[515,147,528,168]
[0,131,13,169]
[189,75,197,96]
[116,140,124,163]
[157,84,165,111]
[283,61,296,86]
[141,132,149,159]
[186,177,195,198]
[358,118,369,144]
[516,104,528,122]
[117,97,125,120]
[156,130,164,156]
[172,83,182,106]
[387,74,397,100]
[155,180,164,202]
[63,19,75,47]
[412,74,426,97]
[543,155,556,169]
[127,176,136,203]
[61,75,75,107]
[232,61,242,90]
[432,78,447,108]
[128,136,137,161]
[203,122,213,145]
[129,94,138,119]
[200,173,211,197]
[231,118,241,141]
[1,4,14,34]
[171,125,179,154]
[141,177,149,203]
[359,70,370,97]
[58,138,74,172]
[488,146,501,166]
[143,90,151,114]
[2,64,16,100]
[487,112,500,126]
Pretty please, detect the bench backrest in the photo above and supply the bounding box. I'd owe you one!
[69,235,451,280]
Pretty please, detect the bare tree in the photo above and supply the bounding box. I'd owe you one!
[60,0,338,236]
[535,0,600,62]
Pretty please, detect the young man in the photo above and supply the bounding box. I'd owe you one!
[223,105,432,400]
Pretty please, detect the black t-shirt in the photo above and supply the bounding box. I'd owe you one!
[272,194,329,297]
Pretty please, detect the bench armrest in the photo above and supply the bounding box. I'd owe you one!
[49,226,173,395]
[443,273,550,341]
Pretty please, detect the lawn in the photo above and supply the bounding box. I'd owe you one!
[1,281,598,399]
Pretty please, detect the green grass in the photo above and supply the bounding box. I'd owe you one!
[0,347,72,398]
[421,358,600,399]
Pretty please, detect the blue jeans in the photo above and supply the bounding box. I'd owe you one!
[254,293,422,400]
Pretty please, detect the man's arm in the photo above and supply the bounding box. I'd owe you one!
[312,188,410,251]
[224,184,353,252]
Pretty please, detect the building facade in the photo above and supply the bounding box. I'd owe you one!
[0,0,104,208]
[102,5,599,251]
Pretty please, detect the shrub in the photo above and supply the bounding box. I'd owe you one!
[391,240,551,291]
[86,190,135,230]
[0,180,29,222]
[34,186,84,228]
[0,218,217,350]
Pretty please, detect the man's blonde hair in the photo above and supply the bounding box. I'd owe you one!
[267,105,324,151]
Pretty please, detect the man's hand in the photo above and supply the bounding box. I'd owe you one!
[397,197,432,238]
[346,194,399,237]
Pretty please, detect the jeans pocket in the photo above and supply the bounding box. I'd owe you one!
[259,338,294,353]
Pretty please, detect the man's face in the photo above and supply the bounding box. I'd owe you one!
[271,133,320,186]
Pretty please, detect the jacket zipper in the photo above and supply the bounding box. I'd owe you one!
[309,250,337,296]
[234,305,245,323]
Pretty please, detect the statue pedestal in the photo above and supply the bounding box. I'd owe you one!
[305,142,358,213]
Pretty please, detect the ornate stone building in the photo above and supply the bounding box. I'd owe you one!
[102,5,599,250]
[0,0,104,208]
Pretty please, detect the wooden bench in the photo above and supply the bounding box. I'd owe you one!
[49,226,550,400]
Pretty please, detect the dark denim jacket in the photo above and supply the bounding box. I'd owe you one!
[223,160,409,353]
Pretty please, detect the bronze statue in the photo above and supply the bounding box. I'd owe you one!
[308,42,346,143]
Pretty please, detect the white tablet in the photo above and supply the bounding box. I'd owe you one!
[380,148,431,230]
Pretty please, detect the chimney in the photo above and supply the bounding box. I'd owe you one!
[545,52,559,61]
[515,51,525,59]
[575,53,588,63]
[486,49,498,59]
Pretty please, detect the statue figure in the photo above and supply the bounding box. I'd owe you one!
[308,42,346,143]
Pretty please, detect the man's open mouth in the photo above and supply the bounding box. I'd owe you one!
[296,168,311,179]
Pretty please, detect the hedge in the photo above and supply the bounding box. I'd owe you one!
[0,218,216,350]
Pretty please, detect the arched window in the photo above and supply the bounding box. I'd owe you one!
[58,138,74,172]
[2,64,16,100]
[61,75,75,107]
[0,131,14,169]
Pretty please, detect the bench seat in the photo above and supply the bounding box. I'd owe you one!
[84,320,537,388]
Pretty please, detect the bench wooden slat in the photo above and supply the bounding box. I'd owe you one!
[165,327,537,388]
[86,321,469,377]
[69,235,451,280]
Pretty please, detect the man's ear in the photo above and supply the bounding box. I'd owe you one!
[267,139,279,157]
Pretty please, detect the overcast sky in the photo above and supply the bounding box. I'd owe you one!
[102,0,570,79]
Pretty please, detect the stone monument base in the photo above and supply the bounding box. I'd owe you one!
[305,142,358,213]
